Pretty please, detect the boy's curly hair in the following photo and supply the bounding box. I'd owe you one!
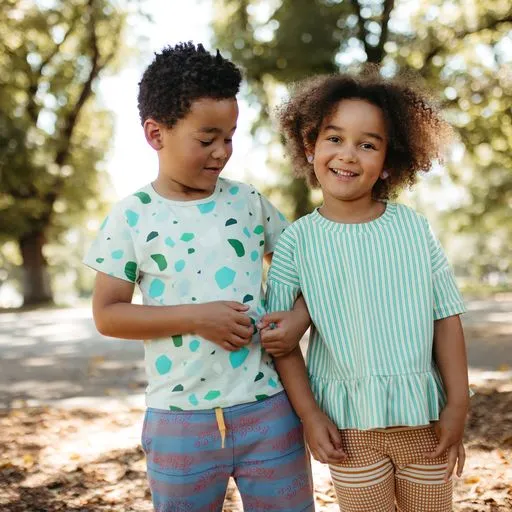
[137,42,242,128]
[277,70,452,200]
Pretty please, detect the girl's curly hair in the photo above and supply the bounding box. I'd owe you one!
[138,42,242,128]
[277,69,452,200]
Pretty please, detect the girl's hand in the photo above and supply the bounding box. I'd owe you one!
[194,301,254,351]
[302,410,347,464]
[258,310,308,358]
[424,404,467,481]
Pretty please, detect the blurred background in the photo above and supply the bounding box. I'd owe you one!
[1,2,511,511]
[0,0,510,308]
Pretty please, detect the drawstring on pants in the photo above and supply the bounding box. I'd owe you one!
[215,407,227,448]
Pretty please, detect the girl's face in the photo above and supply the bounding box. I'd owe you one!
[311,98,388,206]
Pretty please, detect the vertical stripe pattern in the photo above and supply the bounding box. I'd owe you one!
[267,203,466,430]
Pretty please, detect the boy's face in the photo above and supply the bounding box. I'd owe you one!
[312,98,388,205]
[148,97,238,200]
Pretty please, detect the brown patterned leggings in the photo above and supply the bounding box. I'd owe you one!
[328,426,452,512]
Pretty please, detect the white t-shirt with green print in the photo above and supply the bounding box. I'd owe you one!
[84,177,288,411]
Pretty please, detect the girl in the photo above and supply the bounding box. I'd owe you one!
[262,72,470,512]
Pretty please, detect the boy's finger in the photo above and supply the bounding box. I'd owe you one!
[456,444,465,477]
[227,302,250,312]
[258,312,283,329]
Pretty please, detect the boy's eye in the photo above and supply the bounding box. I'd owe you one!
[199,140,214,147]
[225,138,233,144]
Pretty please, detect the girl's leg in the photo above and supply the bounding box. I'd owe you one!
[231,392,315,512]
[328,430,396,512]
[390,426,453,512]
[141,408,232,512]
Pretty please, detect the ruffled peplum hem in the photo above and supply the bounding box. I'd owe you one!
[309,369,448,431]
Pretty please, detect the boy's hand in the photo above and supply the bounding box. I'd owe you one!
[194,302,253,352]
[424,404,467,481]
[302,410,346,464]
[258,310,308,358]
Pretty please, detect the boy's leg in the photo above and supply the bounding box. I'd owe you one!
[390,426,453,512]
[231,392,315,512]
[328,430,396,512]
[141,408,232,512]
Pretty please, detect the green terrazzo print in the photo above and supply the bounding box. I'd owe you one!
[134,191,151,204]
[180,233,194,242]
[172,384,184,392]
[253,225,264,235]
[124,261,137,282]
[254,372,264,382]
[172,335,183,347]
[112,250,123,259]
[146,231,159,242]
[228,239,245,257]
[243,294,253,303]
[204,390,221,401]
[189,394,199,406]
[175,260,185,272]
[225,218,237,226]
[151,254,167,271]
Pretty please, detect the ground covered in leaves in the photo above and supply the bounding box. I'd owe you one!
[0,380,511,512]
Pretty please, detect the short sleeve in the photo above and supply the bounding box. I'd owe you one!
[266,226,301,313]
[426,220,466,320]
[83,203,139,283]
[255,190,289,255]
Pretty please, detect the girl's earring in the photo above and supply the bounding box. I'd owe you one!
[307,155,314,163]
[381,170,389,179]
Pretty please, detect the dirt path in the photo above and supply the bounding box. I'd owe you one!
[0,299,511,511]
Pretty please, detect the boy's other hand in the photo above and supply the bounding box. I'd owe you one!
[302,410,346,464]
[194,301,253,352]
[258,310,307,358]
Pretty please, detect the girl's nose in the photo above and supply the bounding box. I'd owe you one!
[338,145,357,162]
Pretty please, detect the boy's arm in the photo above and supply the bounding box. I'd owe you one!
[426,314,469,479]
[275,347,345,463]
[92,272,253,351]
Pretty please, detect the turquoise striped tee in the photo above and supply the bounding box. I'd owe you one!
[267,203,466,430]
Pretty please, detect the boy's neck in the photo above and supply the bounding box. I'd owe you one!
[152,174,218,201]
[320,197,386,224]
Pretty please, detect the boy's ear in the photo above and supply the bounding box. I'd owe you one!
[143,118,164,150]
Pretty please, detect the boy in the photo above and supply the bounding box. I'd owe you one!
[84,42,313,511]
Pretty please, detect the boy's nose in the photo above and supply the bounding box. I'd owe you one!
[212,146,228,160]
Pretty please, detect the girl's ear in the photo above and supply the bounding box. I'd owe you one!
[143,118,164,150]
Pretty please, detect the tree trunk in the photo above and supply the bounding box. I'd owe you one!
[291,179,313,220]
[18,230,53,306]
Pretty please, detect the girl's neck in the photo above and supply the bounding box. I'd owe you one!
[319,197,386,224]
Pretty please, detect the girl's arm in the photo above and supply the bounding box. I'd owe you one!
[275,347,346,464]
[92,272,253,351]
[426,314,470,479]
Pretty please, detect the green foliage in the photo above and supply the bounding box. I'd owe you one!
[212,0,512,280]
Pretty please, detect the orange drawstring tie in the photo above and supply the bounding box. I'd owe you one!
[215,407,227,448]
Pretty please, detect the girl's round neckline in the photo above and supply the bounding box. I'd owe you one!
[310,202,396,233]
[148,178,222,206]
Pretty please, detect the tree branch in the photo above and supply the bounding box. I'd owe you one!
[424,12,512,66]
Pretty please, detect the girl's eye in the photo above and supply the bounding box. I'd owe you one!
[199,140,214,147]
[361,143,376,150]
[327,136,341,143]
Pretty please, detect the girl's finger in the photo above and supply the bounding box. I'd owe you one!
[444,445,458,481]
[456,443,466,477]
